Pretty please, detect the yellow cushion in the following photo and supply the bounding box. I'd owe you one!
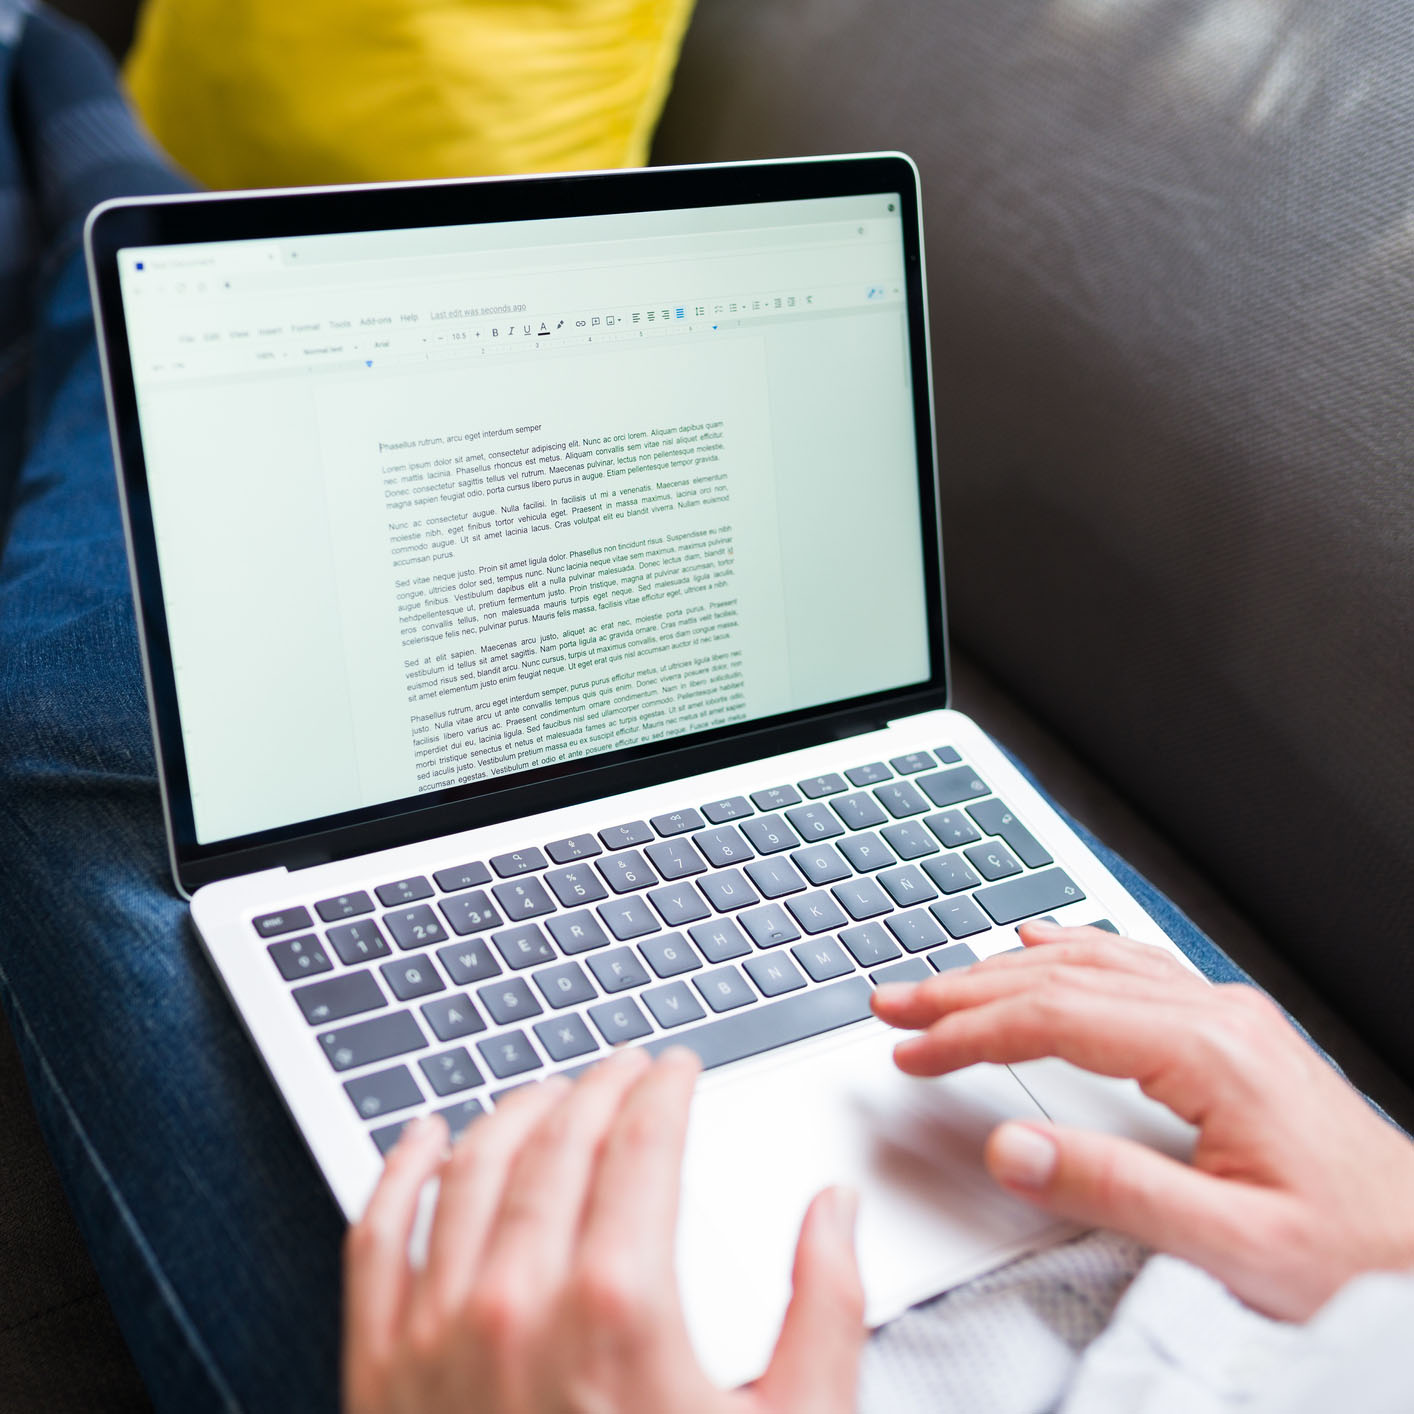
[123,0,696,190]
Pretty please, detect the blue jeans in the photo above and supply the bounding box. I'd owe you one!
[0,237,1251,1413]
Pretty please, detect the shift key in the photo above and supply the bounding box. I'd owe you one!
[318,1010,426,1072]
[974,868,1084,925]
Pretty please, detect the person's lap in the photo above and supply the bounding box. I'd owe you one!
[0,10,1256,1412]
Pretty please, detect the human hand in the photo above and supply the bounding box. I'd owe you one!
[871,923,1414,1320]
[343,1047,865,1414]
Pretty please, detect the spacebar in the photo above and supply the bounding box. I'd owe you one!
[643,977,874,1071]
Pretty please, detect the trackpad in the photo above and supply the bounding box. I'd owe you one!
[675,1022,1074,1388]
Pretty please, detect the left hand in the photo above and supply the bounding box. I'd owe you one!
[343,1046,866,1414]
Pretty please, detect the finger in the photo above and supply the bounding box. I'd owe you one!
[872,943,1201,1033]
[889,986,1216,1121]
[417,1077,569,1313]
[344,1114,447,1361]
[476,1047,653,1290]
[577,1048,700,1280]
[984,1120,1303,1314]
[754,1187,866,1413]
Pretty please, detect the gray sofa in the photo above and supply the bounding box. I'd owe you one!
[6,0,1412,1407]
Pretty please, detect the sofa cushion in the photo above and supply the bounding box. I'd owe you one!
[653,0,1414,1081]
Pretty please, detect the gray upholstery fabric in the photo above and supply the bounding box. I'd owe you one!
[654,0,1414,1079]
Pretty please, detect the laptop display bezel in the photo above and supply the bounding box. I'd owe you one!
[86,154,950,894]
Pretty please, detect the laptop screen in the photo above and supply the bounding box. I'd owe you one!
[109,178,935,852]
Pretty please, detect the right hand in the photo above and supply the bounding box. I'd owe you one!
[871,922,1414,1320]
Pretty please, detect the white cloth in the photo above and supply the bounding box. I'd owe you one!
[858,1232,1414,1414]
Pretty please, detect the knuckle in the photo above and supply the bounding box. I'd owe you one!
[464,1277,533,1347]
[570,1259,652,1334]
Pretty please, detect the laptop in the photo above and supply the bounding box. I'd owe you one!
[86,153,1194,1386]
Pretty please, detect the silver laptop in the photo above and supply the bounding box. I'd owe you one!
[86,154,1193,1386]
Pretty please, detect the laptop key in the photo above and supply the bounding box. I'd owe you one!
[492,923,555,970]
[375,877,433,907]
[651,808,705,837]
[832,791,888,830]
[700,795,752,824]
[315,892,374,922]
[545,864,609,907]
[791,937,854,982]
[741,814,801,855]
[645,838,708,880]
[739,903,801,949]
[532,960,596,1009]
[964,841,1023,882]
[928,896,992,939]
[421,993,487,1041]
[878,864,939,907]
[873,781,929,818]
[438,1097,487,1139]
[889,751,935,775]
[319,1010,426,1071]
[326,919,391,966]
[785,891,848,935]
[790,843,851,886]
[384,905,449,951]
[922,852,982,894]
[345,1065,422,1122]
[588,997,653,1046]
[870,958,931,986]
[492,877,555,922]
[371,1120,414,1156]
[694,965,757,1013]
[744,856,807,898]
[476,1030,543,1080]
[838,832,895,872]
[545,910,611,955]
[640,933,702,978]
[928,943,980,972]
[745,953,806,997]
[268,934,332,981]
[784,803,845,841]
[974,868,1085,925]
[436,939,501,986]
[1088,918,1119,933]
[490,848,547,878]
[545,834,601,864]
[381,956,445,1002]
[832,878,893,921]
[439,890,503,936]
[293,969,384,1026]
[880,820,939,860]
[642,981,706,1029]
[587,947,651,994]
[918,767,989,809]
[420,1047,484,1097]
[697,868,759,912]
[597,851,656,893]
[924,810,982,848]
[885,908,948,953]
[840,921,901,967]
[968,798,1053,868]
[477,977,543,1026]
[934,745,963,764]
[797,772,847,798]
[432,861,492,893]
[647,884,711,927]
[599,821,653,850]
[692,825,754,867]
[650,976,871,1068]
[254,907,312,938]
[597,897,661,941]
[845,762,891,787]
[534,1013,599,1062]
[688,918,752,963]
[751,785,801,811]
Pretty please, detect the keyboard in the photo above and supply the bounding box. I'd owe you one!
[251,745,1095,1155]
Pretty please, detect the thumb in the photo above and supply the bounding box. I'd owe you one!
[754,1186,866,1412]
[986,1121,1270,1269]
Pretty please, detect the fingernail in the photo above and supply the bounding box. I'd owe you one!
[990,1123,1058,1189]
[1023,919,1062,934]
[872,983,916,1008]
[830,1186,859,1243]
